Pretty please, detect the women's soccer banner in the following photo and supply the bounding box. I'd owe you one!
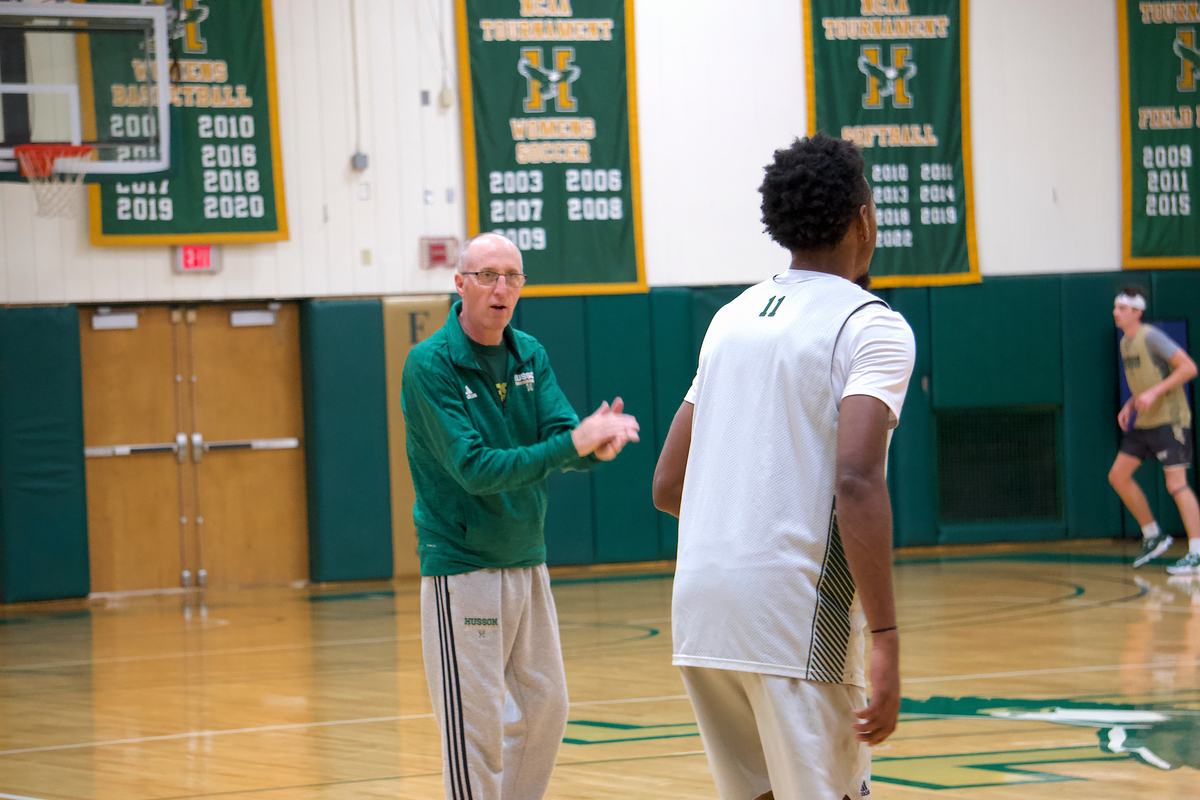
[1119,0,1200,268]
[455,0,645,296]
[803,0,979,287]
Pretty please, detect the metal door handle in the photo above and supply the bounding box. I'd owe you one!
[85,441,179,458]
[176,432,188,463]
[203,437,301,452]
[191,432,204,463]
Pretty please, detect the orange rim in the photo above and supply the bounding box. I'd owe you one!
[13,144,95,178]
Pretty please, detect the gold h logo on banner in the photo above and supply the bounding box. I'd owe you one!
[858,44,916,109]
[1175,28,1200,92]
[518,47,580,113]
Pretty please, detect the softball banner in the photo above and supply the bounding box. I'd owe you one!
[803,0,979,287]
[1119,0,1200,268]
[455,0,645,296]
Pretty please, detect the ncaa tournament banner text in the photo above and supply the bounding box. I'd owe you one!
[456,0,645,295]
[87,0,287,245]
[803,0,979,287]
[1119,0,1200,267]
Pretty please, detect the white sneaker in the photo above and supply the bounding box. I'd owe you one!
[1166,551,1200,575]
[1133,533,1174,568]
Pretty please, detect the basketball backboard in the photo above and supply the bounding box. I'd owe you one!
[0,1,170,178]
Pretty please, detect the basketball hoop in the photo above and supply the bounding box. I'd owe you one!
[13,144,96,219]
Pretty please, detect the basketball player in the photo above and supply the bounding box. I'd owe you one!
[401,232,640,799]
[653,135,915,800]
[1110,286,1199,574]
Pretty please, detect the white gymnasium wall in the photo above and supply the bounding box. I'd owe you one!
[639,0,1122,286]
[0,0,1125,304]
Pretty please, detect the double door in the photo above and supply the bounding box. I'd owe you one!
[81,303,308,592]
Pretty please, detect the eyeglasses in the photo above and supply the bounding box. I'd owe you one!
[462,271,527,287]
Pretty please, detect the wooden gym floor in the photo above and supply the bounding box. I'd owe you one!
[2,538,1199,800]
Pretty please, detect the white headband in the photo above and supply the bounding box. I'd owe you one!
[1115,293,1146,311]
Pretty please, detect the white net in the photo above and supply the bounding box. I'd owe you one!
[14,146,95,219]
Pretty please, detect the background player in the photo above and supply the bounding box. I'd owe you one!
[1110,286,1200,574]
[653,135,916,800]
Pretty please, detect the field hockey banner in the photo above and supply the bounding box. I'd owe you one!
[455,0,645,296]
[1119,0,1200,268]
[803,0,979,287]
[88,0,287,245]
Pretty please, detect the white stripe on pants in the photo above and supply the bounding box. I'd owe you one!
[422,565,569,800]
[680,666,871,800]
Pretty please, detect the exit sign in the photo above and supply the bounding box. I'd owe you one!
[174,245,222,274]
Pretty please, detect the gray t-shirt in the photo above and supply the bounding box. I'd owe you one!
[1142,325,1181,375]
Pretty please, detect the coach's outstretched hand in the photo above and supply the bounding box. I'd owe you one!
[572,397,639,460]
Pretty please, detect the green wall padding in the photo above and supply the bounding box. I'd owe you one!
[1060,273,1134,539]
[586,294,662,562]
[301,299,393,582]
[879,288,938,547]
[514,297,595,565]
[0,305,90,603]
[931,277,1064,408]
[649,288,695,558]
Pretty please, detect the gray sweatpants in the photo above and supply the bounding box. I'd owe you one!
[421,565,569,800]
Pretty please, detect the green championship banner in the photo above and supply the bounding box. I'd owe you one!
[87,0,287,245]
[455,0,645,295]
[803,0,978,287]
[1119,0,1200,268]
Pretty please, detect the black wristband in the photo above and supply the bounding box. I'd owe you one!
[870,626,897,634]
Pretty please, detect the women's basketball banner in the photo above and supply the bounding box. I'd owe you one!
[88,0,287,245]
[455,0,645,295]
[803,0,979,287]
[1119,0,1200,268]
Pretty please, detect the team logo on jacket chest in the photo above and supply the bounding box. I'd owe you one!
[464,385,478,400]
[514,371,536,391]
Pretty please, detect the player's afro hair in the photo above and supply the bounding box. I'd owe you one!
[759,134,870,253]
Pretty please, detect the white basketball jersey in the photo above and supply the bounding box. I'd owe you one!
[672,270,910,687]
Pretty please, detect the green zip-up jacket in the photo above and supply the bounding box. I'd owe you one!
[400,302,597,576]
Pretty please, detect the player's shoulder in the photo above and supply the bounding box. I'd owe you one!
[1142,323,1180,351]
[843,300,915,353]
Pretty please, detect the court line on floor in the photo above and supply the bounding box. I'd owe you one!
[0,714,434,756]
[906,657,1200,684]
[139,750,710,800]
[0,695,695,756]
[0,635,421,672]
[0,792,53,800]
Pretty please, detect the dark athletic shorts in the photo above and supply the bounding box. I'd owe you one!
[1120,424,1194,468]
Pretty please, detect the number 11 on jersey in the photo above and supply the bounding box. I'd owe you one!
[759,296,786,317]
